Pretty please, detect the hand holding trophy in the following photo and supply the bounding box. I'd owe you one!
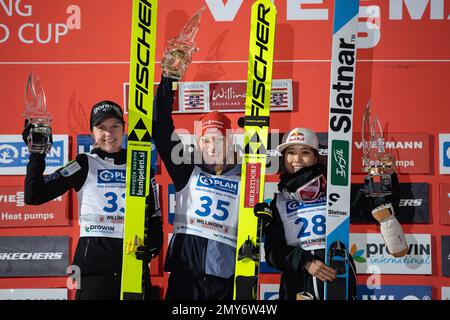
[22,72,53,154]
[361,102,408,257]
[161,6,206,80]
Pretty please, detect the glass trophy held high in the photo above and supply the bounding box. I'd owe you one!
[361,102,395,197]
[22,72,53,154]
[161,6,206,80]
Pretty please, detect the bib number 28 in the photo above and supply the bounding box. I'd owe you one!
[295,214,325,238]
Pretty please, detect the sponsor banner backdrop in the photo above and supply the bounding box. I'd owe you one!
[0,185,69,227]
[440,184,450,225]
[176,80,293,113]
[350,183,429,224]
[439,134,450,174]
[259,283,280,301]
[0,288,68,300]
[317,133,430,174]
[357,285,432,300]
[442,287,450,300]
[0,135,69,175]
[442,236,450,277]
[350,233,431,274]
[0,236,69,277]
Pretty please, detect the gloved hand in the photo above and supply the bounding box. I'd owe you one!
[254,202,273,230]
[135,245,159,264]
[372,203,408,257]
[22,120,32,146]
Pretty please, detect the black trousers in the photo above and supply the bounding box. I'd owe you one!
[75,268,153,300]
[75,273,121,300]
[165,272,234,300]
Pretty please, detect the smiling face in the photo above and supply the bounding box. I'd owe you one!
[91,117,124,153]
[198,130,230,166]
[284,145,317,173]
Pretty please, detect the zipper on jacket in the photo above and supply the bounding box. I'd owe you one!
[84,238,91,258]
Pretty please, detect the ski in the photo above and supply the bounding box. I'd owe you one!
[120,0,158,300]
[233,0,277,300]
[324,0,360,300]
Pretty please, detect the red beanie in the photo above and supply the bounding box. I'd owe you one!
[198,111,232,136]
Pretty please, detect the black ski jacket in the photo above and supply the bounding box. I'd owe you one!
[24,148,163,276]
[152,76,237,278]
[265,170,399,300]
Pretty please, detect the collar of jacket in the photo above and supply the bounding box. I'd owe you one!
[91,148,126,165]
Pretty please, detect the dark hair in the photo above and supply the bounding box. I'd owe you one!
[277,148,320,175]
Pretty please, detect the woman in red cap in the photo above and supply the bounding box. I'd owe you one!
[23,100,163,299]
[153,77,241,299]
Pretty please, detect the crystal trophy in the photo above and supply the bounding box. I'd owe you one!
[22,72,53,154]
[161,6,206,80]
[361,102,395,197]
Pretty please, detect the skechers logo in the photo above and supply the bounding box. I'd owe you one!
[98,170,126,184]
[197,173,238,195]
[0,252,63,260]
[399,199,422,207]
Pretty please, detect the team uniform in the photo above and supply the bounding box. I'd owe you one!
[153,77,239,300]
[264,172,358,300]
[24,148,162,300]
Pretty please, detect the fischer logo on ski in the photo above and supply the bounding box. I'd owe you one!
[120,0,158,300]
[324,0,360,300]
[233,0,276,300]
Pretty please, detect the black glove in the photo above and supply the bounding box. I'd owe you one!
[254,202,273,230]
[135,245,159,264]
[22,120,32,146]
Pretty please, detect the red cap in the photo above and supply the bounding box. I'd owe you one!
[198,111,231,137]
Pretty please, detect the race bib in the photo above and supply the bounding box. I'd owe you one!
[277,194,327,251]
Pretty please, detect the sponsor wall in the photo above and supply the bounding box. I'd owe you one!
[1,0,449,299]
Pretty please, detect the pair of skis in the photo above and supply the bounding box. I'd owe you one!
[234,0,360,300]
[120,0,359,300]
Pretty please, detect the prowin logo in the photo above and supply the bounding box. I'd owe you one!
[0,252,63,260]
[399,199,423,207]
[197,173,238,195]
[85,225,115,233]
[351,243,431,262]
[0,144,19,164]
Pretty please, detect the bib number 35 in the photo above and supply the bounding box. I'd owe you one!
[195,196,230,221]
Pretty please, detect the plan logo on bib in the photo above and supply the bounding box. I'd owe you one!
[197,173,238,195]
[97,169,126,184]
